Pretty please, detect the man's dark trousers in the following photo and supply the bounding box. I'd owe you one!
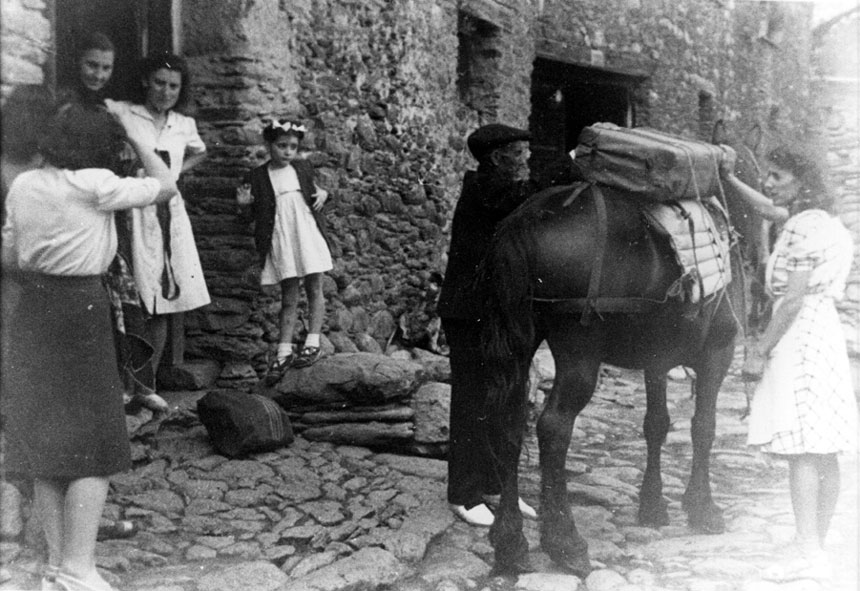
[443,318,502,508]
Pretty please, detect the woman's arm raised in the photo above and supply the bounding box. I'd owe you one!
[126,137,178,204]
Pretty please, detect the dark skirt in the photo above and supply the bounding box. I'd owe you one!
[1,273,131,480]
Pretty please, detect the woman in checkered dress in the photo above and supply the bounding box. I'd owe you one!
[742,147,857,579]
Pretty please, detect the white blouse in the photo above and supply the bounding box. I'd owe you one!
[104,100,211,314]
[2,166,161,275]
[105,100,206,179]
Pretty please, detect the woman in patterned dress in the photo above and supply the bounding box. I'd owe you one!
[740,147,857,581]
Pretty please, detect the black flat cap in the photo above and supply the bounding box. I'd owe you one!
[467,123,531,160]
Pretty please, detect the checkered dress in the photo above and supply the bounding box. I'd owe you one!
[747,209,858,455]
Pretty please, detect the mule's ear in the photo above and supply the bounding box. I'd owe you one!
[711,119,728,145]
[743,123,763,152]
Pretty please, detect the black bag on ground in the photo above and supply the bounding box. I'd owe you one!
[574,122,730,201]
[197,390,294,458]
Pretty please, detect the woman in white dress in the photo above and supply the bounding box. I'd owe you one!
[735,147,857,582]
[107,53,210,375]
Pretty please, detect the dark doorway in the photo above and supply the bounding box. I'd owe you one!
[530,58,640,173]
[54,0,174,100]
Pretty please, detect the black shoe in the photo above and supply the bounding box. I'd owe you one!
[263,355,293,386]
[292,346,322,369]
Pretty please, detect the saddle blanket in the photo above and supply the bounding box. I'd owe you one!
[642,197,732,303]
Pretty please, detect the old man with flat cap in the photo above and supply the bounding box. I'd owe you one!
[438,123,579,526]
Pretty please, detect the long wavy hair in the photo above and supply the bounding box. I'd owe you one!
[766,146,836,214]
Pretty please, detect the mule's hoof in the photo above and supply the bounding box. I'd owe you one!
[491,531,531,576]
[546,548,592,579]
[688,508,725,534]
[638,502,670,528]
[490,554,535,576]
[542,537,591,579]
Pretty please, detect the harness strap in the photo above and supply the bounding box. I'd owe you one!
[535,296,670,315]
[581,184,608,326]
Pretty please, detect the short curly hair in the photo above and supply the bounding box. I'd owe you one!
[1,85,56,163]
[766,146,835,213]
[39,103,128,171]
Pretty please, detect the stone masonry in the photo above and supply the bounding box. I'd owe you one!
[0,0,827,376]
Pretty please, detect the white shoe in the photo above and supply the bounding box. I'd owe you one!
[451,503,494,526]
[482,494,538,519]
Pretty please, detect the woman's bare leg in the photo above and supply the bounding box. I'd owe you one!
[58,476,112,588]
[33,478,65,568]
[788,454,822,550]
[815,454,840,546]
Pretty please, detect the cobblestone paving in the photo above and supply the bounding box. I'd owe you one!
[1,349,857,591]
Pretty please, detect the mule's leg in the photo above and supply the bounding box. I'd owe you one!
[639,369,671,527]
[537,345,599,578]
[682,342,733,533]
[488,355,534,575]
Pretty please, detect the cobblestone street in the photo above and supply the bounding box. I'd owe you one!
[2,347,858,591]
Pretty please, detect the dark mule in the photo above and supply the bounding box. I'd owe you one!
[480,180,749,577]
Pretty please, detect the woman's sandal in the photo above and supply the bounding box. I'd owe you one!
[40,565,60,591]
[292,346,322,369]
[54,571,117,591]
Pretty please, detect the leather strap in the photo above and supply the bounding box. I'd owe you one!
[535,295,670,315]
[581,184,608,326]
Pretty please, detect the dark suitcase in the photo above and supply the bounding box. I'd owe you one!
[574,122,731,201]
[197,389,294,458]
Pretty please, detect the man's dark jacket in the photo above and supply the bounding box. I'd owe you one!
[437,158,579,320]
[243,159,329,266]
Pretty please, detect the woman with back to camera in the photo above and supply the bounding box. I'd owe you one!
[55,32,170,415]
[106,52,211,384]
[723,146,857,582]
[1,104,177,591]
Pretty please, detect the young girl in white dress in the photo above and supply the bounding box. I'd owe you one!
[238,119,332,384]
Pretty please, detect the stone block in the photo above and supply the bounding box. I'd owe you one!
[354,332,383,353]
[410,382,450,444]
[0,481,24,538]
[327,331,360,353]
[275,352,423,405]
[158,359,222,391]
[301,422,413,447]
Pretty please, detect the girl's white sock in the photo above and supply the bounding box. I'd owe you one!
[277,342,295,361]
[304,333,320,349]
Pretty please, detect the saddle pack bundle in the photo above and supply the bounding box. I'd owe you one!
[642,198,732,304]
[574,122,730,202]
[197,389,294,458]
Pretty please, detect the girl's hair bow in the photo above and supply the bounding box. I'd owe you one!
[268,120,307,133]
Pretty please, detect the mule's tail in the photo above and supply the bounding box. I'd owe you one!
[479,213,538,414]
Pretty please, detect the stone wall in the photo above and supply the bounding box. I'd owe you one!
[178,0,539,381]
[0,0,51,97]
[1,0,818,379]
[814,12,860,355]
[174,0,817,380]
